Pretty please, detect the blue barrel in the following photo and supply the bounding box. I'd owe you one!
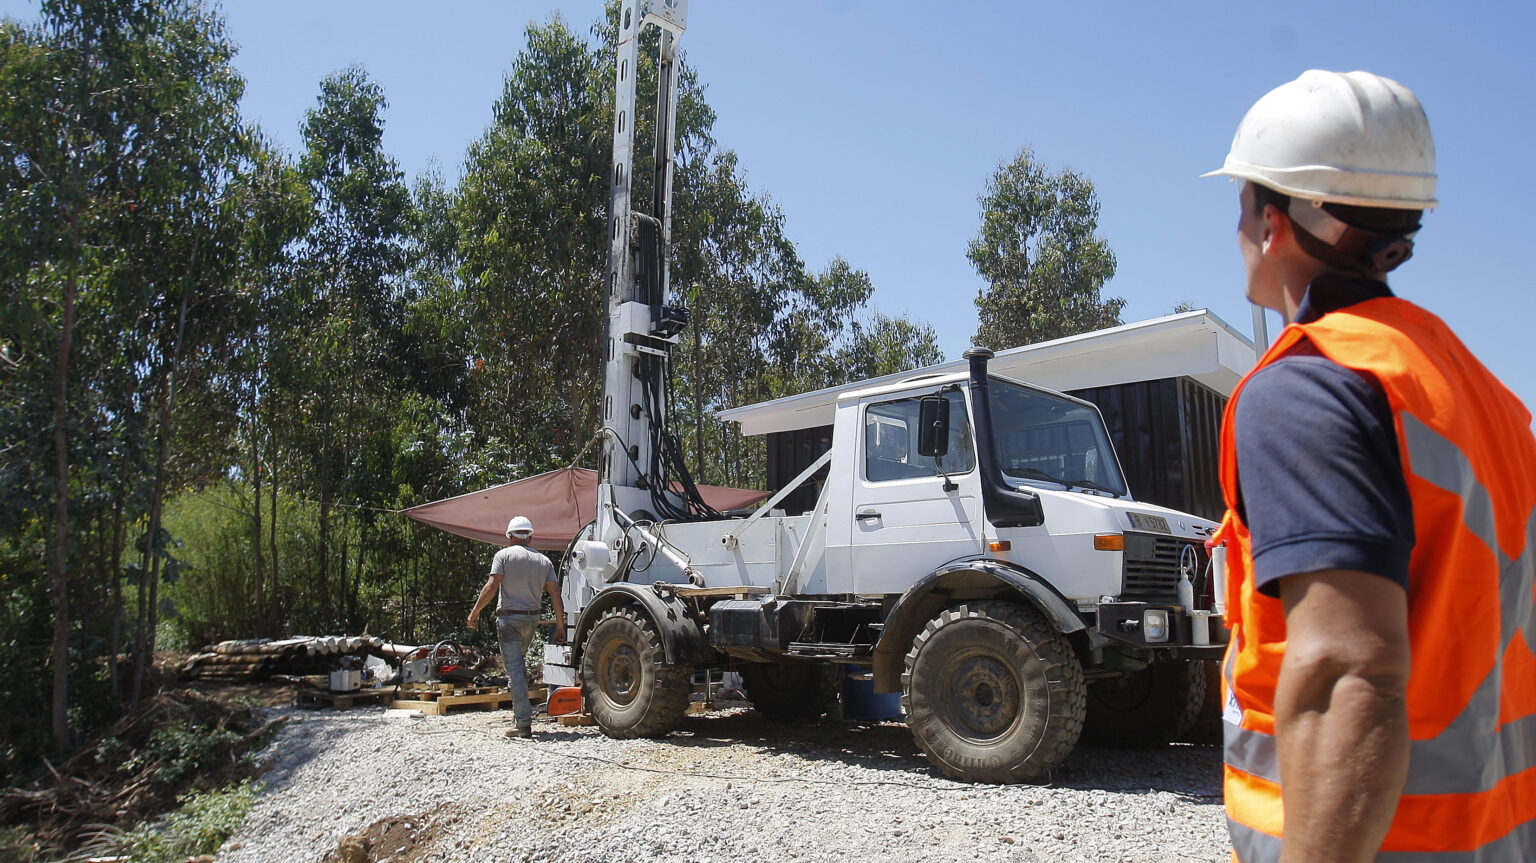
[841,665,902,720]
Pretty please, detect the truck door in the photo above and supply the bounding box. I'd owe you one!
[848,390,983,594]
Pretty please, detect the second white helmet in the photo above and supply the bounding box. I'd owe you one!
[505,515,534,537]
[1205,70,1436,210]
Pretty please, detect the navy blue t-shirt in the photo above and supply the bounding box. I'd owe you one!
[1234,275,1415,597]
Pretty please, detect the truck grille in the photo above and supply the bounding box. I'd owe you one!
[1121,532,1207,601]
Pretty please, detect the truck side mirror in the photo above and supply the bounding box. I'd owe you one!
[917,396,950,458]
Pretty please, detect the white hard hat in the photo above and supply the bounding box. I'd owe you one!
[1204,70,1436,210]
[506,516,534,537]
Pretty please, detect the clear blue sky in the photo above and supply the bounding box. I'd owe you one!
[6,1,1533,413]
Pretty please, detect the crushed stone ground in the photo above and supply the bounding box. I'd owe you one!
[218,701,1229,863]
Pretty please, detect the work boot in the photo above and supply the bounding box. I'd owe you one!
[505,724,533,739]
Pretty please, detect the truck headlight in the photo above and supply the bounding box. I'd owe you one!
[1143,609,1170,643]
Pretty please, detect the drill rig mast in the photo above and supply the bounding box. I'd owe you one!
[594,0,711,558]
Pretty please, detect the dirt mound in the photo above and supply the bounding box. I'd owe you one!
[322,812,448,863]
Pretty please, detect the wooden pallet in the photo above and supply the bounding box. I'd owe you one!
[296,687,393,710]
[389,685,512,715]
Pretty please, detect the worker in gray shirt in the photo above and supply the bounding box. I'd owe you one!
[467,515,565,738]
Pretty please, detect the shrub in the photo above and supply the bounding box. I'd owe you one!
[117,780,258,862]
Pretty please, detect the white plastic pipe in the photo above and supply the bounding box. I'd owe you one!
[1189,610,1212,647]
[1211,545,1228,616]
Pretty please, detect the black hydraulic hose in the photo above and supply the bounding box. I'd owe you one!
[636,352,717,522]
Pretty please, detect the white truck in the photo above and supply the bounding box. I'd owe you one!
[542,0,1226,784]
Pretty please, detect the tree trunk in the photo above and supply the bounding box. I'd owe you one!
[131,509,148,705]
[133,259,194,705]
[83,509,101,659]
[352,524,365,631]
[338,526,349,630]
[318,493,331,628]
[317,389,332,628]
[250,393,266,636]
[109,485,124,703]
[269,425,281,635]
[49,257,77,752]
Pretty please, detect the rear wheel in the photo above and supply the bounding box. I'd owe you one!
[738,662,838,720]
[580,606,691,738]
[1080,656,1207,748]
[903,601,1085,784]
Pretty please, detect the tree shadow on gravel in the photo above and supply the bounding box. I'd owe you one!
[669,710,939,775]
[661,709,1223,801]
[1046,743,1223,802]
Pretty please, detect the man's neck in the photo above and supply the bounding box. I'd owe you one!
[1279,265,1386,324]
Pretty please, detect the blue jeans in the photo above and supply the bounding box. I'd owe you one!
[496,615,539,726]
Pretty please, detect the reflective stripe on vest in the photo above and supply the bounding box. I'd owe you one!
[1230,816,1536,863]
[1218,297,1536,861]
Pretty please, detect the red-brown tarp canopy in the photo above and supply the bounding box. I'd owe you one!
[401,467,770,552]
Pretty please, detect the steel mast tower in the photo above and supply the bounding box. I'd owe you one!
[596,0,691,546]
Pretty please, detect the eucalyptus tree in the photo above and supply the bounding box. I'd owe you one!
[669,149,801,487]
[283,65,415,629]
[969,147,1123,350]
[454,15,613,472]
[217,140,311,637]
[453,9,944,491]
[0,0,256,744]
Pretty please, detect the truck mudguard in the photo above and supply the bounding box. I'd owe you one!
[571,582,711,668]
[872,557,1097,693]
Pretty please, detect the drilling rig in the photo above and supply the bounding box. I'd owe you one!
[544,0,1226,783]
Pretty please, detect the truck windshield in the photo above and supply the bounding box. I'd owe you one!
[987,379,1127,497]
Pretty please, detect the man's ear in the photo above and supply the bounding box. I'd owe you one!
[1260,203,1291,255]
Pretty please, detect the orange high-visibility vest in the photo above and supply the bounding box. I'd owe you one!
[1216,296,1536,862]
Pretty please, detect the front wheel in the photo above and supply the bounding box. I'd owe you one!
[1080,656,1207,748]
[903,601,1085,784]
[579,606,691,738]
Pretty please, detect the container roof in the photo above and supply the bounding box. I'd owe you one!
[717,310,1257,437]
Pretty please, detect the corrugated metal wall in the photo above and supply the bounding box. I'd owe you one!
[765,425,834,515]
[1066,377,1226,521]
[762,376,1228,521]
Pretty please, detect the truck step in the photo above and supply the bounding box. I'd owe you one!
[786,642,871,657]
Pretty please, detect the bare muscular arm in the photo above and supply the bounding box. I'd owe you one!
[1274,569,1411,863]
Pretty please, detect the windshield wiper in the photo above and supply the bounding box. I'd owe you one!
[1006,467,1121,496]
[1068,478,1121,496]
[1004,468,1073,488]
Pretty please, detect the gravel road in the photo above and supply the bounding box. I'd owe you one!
[218,700,1229,863]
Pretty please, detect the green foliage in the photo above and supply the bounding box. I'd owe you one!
[0,825,42,863]
[117,723,243,789]
[969,147,1124,349]
[118,779,258,862]
[0,0,265,749]
[0,0,950,779]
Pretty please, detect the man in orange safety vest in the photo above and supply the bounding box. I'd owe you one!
[1205,70,1536,862]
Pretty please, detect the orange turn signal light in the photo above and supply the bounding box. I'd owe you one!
[1094,534,1125,551]
[988,540,1011,552]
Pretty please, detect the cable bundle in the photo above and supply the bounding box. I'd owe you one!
[636,352,720,522]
